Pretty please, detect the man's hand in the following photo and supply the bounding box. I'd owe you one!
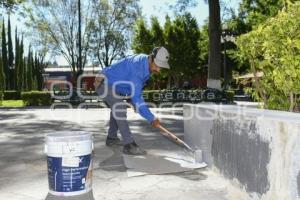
[151,118,161,128]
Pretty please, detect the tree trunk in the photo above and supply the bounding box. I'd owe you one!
[78,0,82,72]
[289,92,295,112]
[207,0,221,90]
[167,74,171,89]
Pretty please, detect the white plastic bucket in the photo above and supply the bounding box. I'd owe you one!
[45,132,93,196]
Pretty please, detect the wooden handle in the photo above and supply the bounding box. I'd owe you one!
[158,125,185,145]
[158,125,194,152]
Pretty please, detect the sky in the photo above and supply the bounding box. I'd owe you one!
[4,0,242,65]
[139,0,209,26]
[139,0,242,26]
[58,0,242,65]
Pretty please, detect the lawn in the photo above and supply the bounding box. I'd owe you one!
[0,100,24,107]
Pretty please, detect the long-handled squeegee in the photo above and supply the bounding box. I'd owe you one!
[157,125,203,163]
[157,125,194,152]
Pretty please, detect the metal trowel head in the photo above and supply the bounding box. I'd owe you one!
[183,148,203,163]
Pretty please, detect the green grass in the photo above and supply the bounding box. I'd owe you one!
[0,100,24,107]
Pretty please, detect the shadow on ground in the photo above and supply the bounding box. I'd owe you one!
[0,109,212,200]
[45,190,95,200]
[97,117,208,182]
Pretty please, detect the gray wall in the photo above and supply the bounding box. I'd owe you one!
[211,118,270,194]
[184,104,300,200]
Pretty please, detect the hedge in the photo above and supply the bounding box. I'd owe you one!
[0,91,3,105]
[224,90,235,102]
[4,90,21,100]
[21,91,52,106]
[142,89,233,103]
[142,90,200,103]
[18,89,234,106]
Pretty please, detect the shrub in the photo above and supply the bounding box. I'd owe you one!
[225,90,235,102]
[142,90,160,103]
[21,91,52,106]
[4,90,21,100]
[236,3,300,112]
[202,88,224,102]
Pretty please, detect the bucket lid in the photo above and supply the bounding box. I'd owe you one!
[46,131,92,143]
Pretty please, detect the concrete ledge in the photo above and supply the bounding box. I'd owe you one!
[184,103,300,200]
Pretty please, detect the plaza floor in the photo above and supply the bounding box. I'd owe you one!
[0,108,235,200]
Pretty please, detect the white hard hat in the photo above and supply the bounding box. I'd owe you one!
[152,46,170,69]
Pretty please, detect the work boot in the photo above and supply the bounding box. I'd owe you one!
[123,141,147,155]
[105,137,122,146]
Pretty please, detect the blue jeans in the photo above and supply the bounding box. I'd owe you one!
[96,83,134,145]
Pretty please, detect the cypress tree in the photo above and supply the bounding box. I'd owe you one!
[14,27,19,90]
[0,57,5,92]
[38,57,43,90]
[1,20,8,90]
[27,47,33,91]
[36,54,44,91]
[23,56,27,91]
[35,55,38,90]
[7,16,14,89]
[32,52,37,90]
[36,55,44,90]
[32,54,35,90]
[17,35,24,91]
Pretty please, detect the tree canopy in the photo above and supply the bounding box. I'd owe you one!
[236,3,300,112]
[132,13,202,89]
[23,0,93,77]
[0,0,24,11]
[89,0,140,68]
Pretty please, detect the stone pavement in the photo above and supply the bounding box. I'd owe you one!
[0,108,234,200]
